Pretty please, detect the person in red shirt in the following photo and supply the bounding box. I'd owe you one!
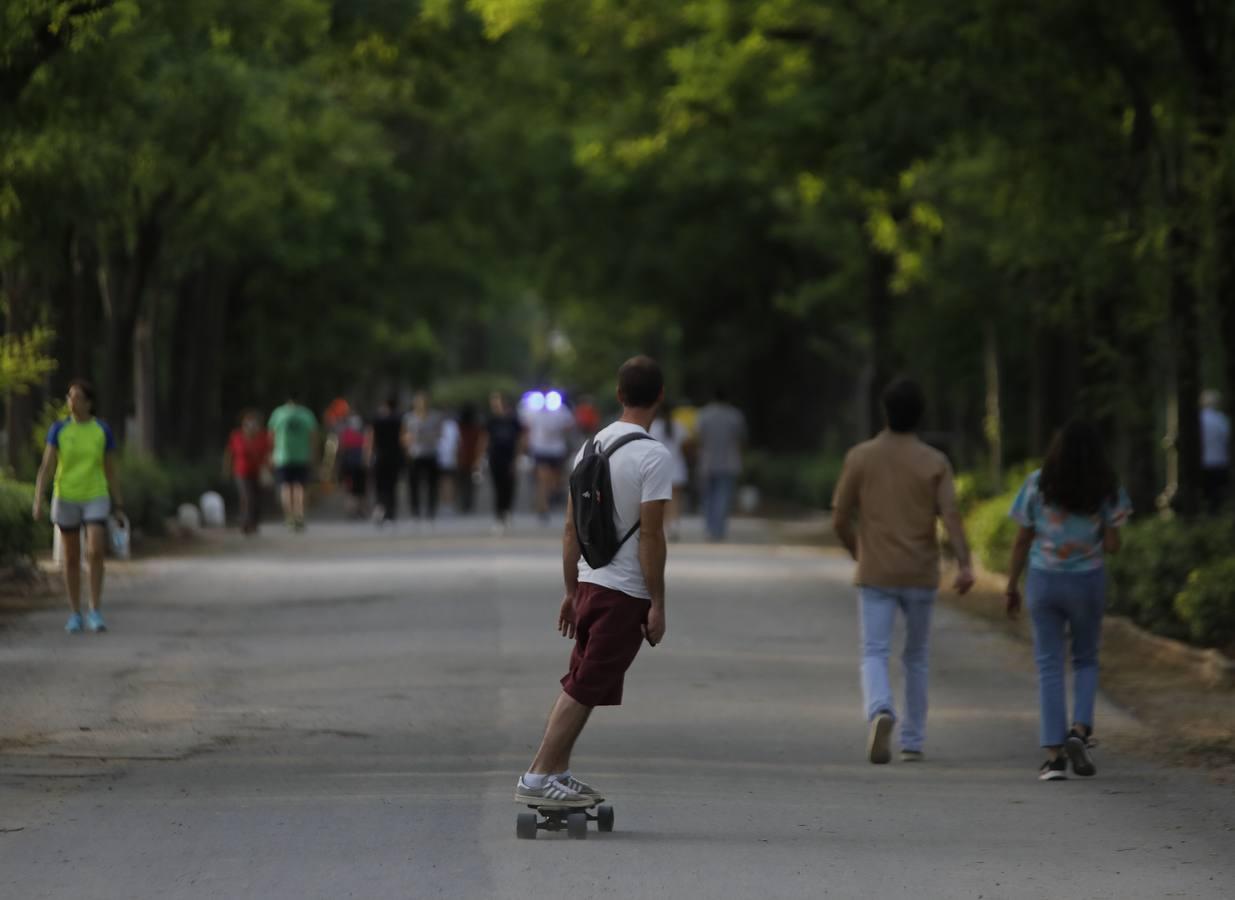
[223,410,273,535]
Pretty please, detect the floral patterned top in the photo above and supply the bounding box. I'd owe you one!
[1009,470,1132,572]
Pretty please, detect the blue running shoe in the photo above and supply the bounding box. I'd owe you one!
[86,609,107,633]
[65,613,84,634]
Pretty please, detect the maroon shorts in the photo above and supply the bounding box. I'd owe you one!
[560,583,651,707]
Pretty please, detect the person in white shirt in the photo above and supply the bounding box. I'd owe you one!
[649,401,689,540]
[1201,390,1231,513]
[522,392,576,522]
[514,356,673,808]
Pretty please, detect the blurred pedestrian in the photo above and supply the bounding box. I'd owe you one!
[1200,389,1230,514]
[367,394,403,525]
[437,411,460,513]
[482,392,524,532]
[403,390,443,528]
[695,388,747,541]
[31,379,124,634]
[455,403,483,515]
[337,413,368,519]
[268,392,318,532]
[832,378,975,765]
[649,401,689,541]
[1005,420,1130,781]
[224,409,272,535]
[524,389,576,523]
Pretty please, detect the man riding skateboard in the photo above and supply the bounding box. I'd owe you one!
[515,356,673,807]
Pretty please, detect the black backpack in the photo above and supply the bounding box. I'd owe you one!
[570,431,654,569]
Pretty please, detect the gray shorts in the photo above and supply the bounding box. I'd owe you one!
[52,496,111,531]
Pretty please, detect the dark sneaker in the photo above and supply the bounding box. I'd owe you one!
[1038,757,1068,781]
[867,713,894,764]
[900,750,925,763]
[1065,731,1097,777]
[513,775,592,808]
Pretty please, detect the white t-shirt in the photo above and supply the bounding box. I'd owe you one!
[575,421,674,599]
[524,406,574,458]
[649,417,689,487]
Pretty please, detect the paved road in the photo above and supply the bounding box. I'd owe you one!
[2,517,1232,899]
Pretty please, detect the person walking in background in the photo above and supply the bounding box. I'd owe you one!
[403,390,443,528]
[524,388,576,523]
[650,401,689,541]
[455,403,483,515]
[437,410,461,513]
[695,388,747,541]
[482,392,525,533]
[367,394,404,526]
[514,356,672,808]
[31,379,124,634]
[224,410,272,535]
[1005,420,1130,781]
[1200,390,1230,514]
[337,413,368,519]
[268,393,318,532]
[832,378,975,764]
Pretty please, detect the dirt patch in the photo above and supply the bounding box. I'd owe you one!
[0,567,57,620]
[943,566,1235,781]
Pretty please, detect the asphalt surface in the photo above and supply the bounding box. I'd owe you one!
[2,515,1233,899]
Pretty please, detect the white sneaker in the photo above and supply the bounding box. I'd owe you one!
[559,773,604,802]
[514,775,591,807]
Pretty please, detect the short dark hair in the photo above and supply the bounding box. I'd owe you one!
[68,378,96,408]
[617,356,664,409]
[882,378,925,432]
[1039,420,1117,515]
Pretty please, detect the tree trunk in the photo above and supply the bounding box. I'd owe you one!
[866,247,896,436]
[983,317,1003,485]
[1168,226,1203,516]
[132,309,157,456]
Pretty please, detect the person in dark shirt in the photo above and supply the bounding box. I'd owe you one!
[480,392,525,532]
[367,394,404,525]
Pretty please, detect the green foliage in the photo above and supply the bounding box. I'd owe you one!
[743,452,843,511]
[0,477,51,566]
[1175,559,1235,649]
[0,326,56,394]
[116,452,221,535]
[1108,517,1235,642]
[966,490,1020,575]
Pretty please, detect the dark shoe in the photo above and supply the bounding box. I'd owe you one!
[1038,757,1068,782]
[867,713,894,764]
[1065,730,1097,777]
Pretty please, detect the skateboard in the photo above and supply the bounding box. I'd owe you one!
[516,801,614,840]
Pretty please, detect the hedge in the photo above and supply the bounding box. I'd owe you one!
[0,478,53,567]
[743,451,844,511]
[965,490,1020,574]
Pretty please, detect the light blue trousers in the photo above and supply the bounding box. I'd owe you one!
[1026,567,1105,747]
[859,585,936,752]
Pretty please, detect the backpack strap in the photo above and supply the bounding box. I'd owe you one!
[603,431,656,553]
[601,431,654,459]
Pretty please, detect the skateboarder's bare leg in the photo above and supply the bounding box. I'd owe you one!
[528,692,592,775]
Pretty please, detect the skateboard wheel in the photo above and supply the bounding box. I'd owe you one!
[597,805,614,833]
[516,812,538,840]
[566,812,588,840]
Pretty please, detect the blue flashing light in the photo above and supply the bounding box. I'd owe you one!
[546,391,563,412]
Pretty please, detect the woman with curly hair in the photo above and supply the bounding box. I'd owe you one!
[1006,420,1131,781]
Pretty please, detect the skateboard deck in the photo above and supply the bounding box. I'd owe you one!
[516,801,614,839]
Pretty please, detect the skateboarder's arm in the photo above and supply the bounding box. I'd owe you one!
[638,500,668,606]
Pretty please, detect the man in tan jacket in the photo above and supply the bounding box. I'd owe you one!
[832,379,975,764]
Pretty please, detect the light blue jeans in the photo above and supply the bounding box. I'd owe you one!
[703,473,737,540]
[859,585,936,752]
[1026,567,1105,747]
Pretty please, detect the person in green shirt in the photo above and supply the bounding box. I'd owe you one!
[32,379,124,634]
[268,395,318,531]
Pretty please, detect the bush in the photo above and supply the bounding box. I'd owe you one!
[966,490,1020,574]
[116,453,223,536]
[1175,559,1235,649]
[0,478,52,566]
[743,452,844,511]
[1107,517,1235,642]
